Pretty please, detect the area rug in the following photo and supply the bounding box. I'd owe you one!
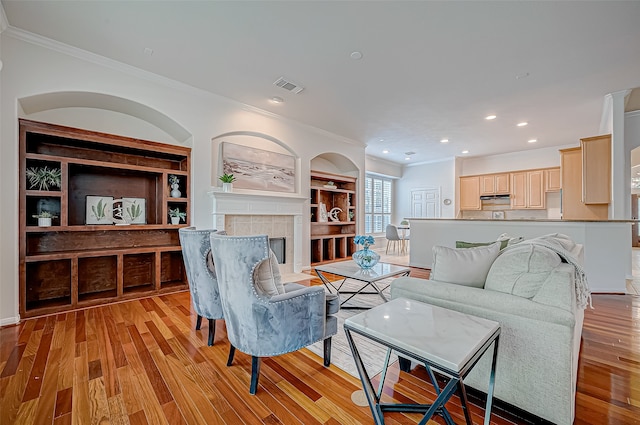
[306,278,398,379]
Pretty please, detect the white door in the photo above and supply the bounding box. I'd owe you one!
[411,188,440,218]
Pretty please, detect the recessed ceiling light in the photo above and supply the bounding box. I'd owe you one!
[528,139,537,143]
[517,122,528,127]
[485,115,497,120]
[440,139,449,143]
[382,150,389,154]
[270,96,284,104]
[350,51,363,60]
[405,157,411,161]
[462,150,469,154]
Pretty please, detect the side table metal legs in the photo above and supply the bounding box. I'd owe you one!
[346,327,500,425]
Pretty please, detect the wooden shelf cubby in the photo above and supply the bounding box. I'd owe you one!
[310,171,357,265]
[19,119,191,318]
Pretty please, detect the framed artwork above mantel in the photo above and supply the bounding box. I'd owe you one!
[221,141,296,193]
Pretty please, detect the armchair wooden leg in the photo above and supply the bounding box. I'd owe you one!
[250,356,261,395]
[386,240,390,254]
[323,337,332,367]
[207,319,215,346]
[227,345,236,366]
[195,315,203,330]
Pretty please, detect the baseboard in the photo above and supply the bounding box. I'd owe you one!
[0,315,21,327]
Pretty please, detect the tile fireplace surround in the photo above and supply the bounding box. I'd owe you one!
[209,190,308,274]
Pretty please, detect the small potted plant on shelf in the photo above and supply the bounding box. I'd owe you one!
[169,207,186,225]
[168,174,182,198]
[348,210,355,221]
[26,166,62,191]
[323,181,336,189]
[219,173,236,192]
[32,211,57,227]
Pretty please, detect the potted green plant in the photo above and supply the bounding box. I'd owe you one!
[26,166,62,191]
[32,211,57,227]
[169,207,186,225]
[323,181,336,189]
[219,173,236,192]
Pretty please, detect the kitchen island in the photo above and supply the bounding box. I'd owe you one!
[407,218,632,293]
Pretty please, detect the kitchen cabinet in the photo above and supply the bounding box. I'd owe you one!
[459,176,481,210]
[480,173,509,196]
[581,135,611,204]
[560,147,608,220]
[545,167,561,192]
[510,170,545,209]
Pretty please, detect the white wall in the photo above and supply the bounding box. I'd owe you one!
[365,155,402,178]
[460,144,572,175]
[0,32,365,324]
[396,159,457,221]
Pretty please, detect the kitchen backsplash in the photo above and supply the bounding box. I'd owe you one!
[461,192,561,220]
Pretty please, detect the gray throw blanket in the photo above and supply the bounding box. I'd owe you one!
[502,233,592,309]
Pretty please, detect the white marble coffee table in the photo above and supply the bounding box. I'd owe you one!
[314,261,410,309]
[344,297,500,425]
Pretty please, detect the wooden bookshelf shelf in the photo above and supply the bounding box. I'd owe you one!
[19,119,191,318]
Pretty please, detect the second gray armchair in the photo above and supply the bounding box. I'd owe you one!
[179,227,225,346]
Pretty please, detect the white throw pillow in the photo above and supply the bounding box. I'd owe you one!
[253,250,285,296]
[430,243,501,288]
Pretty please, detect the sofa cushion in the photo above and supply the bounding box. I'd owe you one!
[431,243,501,288]
[485,244,562,298]
[254,250,285,296]
[456,240,508,250]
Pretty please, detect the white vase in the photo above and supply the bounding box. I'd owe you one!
[171,216,180,225]
[170,183,181,198]
[38,217,52,227]
[222,182,233,192]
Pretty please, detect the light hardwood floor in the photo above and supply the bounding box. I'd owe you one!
[1,268,639,424]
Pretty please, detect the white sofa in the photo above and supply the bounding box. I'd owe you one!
[390,235,586,425]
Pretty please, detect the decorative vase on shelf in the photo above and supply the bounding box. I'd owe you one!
[222,182,233,193]
[352,247,380,269]
[170,183,182,198]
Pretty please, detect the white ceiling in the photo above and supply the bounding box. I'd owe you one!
[2,1,640,165]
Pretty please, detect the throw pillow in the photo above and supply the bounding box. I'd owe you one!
[430,243,501,288]
[253,249,285,296]
[456,240,508,250]
[485,244,562,298]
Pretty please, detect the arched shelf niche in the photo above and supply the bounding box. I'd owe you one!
[18,91,192,146]
[310,152,358,178]
[309,152,359,265]
[211,131,300,193]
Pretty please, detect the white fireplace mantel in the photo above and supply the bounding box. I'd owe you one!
[208,189,309,272]
[209,190,308,216]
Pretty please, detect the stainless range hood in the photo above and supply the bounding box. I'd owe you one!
[480,194,511,200]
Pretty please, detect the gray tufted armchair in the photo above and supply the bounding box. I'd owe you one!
[210,234,339,395]
[179,227,225,346]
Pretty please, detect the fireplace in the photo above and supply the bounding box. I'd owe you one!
[209,191,308,273]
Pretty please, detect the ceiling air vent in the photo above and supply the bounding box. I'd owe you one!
[273,77,304,94]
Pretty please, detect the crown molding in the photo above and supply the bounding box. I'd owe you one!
[3,26,364,148]
[404,156,456,168]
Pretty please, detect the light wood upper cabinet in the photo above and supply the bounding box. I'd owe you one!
[459,176,481,210]
[510,170,545,209]
[545,167,561,192]
[480,173,509,196]
[581,135,611,204]
[560,147,608,220]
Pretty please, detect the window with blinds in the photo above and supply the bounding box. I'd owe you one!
[364,175,392,234]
